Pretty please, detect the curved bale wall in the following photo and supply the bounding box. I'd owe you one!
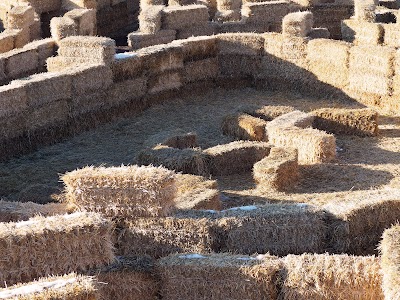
[1,32,399,160]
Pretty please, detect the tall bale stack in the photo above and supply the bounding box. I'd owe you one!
[204,141,271,175]
[311,108,379,137]
[282,11,313,37]
[217,204,326,256]
[280,254,384,300]
[341,19,383,45]
[0,274,99,300]
[348,45,395,101]
[253,147,299,191]
[116,210,218,258]
[0,212,114,286]
[91,256,158,300]
[156,253,283,300]
[50,16,77,41]
[64,8,97,36]
[221,113,268,141]
[6,5,36,47]
[380,225,400,300]
[324,190,400,254]
[138,5,163,34]
[307,39,351,89]
[311,5,352,40]
[62,165,177,219]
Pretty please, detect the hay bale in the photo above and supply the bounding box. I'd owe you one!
[171,35,218,61]
[4,47,38,80]
[139,5,163,34]
[0,82,28,118]
[28,0,62,13]
[140,0,164,8]
[148,71,182,94]
[217,0,241,11]
[241,1,290,24]
[218,54,262,77]
[143,129,199,149]
[307,39,350,89]
[214,9,241,22]
[0,274,98,300]
[64,8,97,36]
[107,76,148,106]
[176,22,219,39]
[354,0,376,21]
[67,64,113,96]
[162,5,209,30]
[26,98,69,130]
[156,253,283,300]
[111,53,145,81]
[218,203,326,255]
[116,211,218,258]
[91,256,158,300]
[6,5,35,29]
[0,212,114,286]
[281,254,384,300]
[341,19,383,45]
[217,33,264,55]
[245,105,295,121]
[380,224,400,300]
[50,17,77,41]
[183,57,219,83]
[266,110,314,128]
[307,27,330,39]
[253,147,299,191]
[282,11,313,37]
[14,27,31,49]
[324,190,400,255]
[128,30,177,50]
[221,113,268,141]
[58,36,116,65]
[204,141,271,176]
[23,38,57,71]
[62,165,176,219]
[137,43,184,74]
[383,23,400,48]
[0,31,15,54]
[311,108,379,137]
[137,145,210,176]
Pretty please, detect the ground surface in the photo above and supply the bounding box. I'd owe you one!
[1,87,400,207]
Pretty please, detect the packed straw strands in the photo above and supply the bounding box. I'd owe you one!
[221,113,268,141]
[0,212,114,286]
[61,165,177,218]
[156,253,283,300]
[0,274,98,300]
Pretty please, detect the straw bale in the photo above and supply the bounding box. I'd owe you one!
[183,57,219,83]
[218,203,326,255]
[0,57,6,83]
[26,99,69,130]
[281,254,384,300]
[241,1,290,24]
[282,11,313,37]
[354,0,376,21]
[139,5,163,34]
[380,224,400,300]
[0,200,69,222]
[14,27,31,48]
[307,27,330,39]
[219,54,262,77]
[217,0,241,11]
[6,5,35,29]
[204,141,271,175]
[312,108,378,137]
[341,19,383,45]
[137,145,210,176]
[323,190,400,254]
[23,38,56,70]
[0,32,15,54]
[50,17,77,41]
[62,165,176,218]
[217,33,264,55]
[46,56,88,72]
[62,0,97,10]
[140,0,164,7]
[58,36,116,65]
[29,18,42,41]
[128,30,176,50]
[148,71,182,94]
[0,81,28,118]
[0,113,27,140]
[383,23,400,48]
[176,22,219,39]
[116,212,218,257]
[266,110,314,128]
[5,47,38,80]
[221,113,267,141]
[107,76,147,106]
[69,90,110,116]
[111,53,145,81]
[143,129,199,150]
[67,64,113,96]
[157,253,283,300]
[214,9,241,22]
[91,256,158,300]
[28,0,62,13]
[253,147,298,191]
[197,0,218,18]
[245,105,294,121]
[162,5,209,30]
[0,274,98,300]
[136,43,183,74]
[64,8,96,36]
[0,212,114,286]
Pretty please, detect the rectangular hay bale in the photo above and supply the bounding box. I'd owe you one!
[161,5,209,30]
[221,113,268,141]
[128,29,176,50]
[183,57,219,83]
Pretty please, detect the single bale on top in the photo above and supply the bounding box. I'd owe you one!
[221,113,268,141]
[354,0,376,22]
[380,224,400,300]
[312,108,378,137]
[62,165,177,219]
[0,212,114,286]
[139,5,163,34]
[50,17,77,41]
[156,253,283,300]
[282,11,313,37]
[90,256,158,300]
[280,253,384,300]
[0,274,98,300]
[253,147,299,191]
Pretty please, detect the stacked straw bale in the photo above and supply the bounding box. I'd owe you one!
[280,254,384,300]
[380,224,400,300]
[253,147,299,191]
[307,27,330,39]
[241,0,290,26]
[142,129,198,150]
[156,253,283,300]
[217,204,326,255]
[176,22,219,40]
[62,165,177,219]
[324,189,400,254]
[139,5,163,34]
[50,17,77,41]
[383,24,400,48]
[128,30,176,50]
[282,11,313,38]
[161,5,209,30]
[0,274,98,300]
[91,256,158,300]
[3,47,39,80]
[214,9,241,22]
[0,212,114,286]
[64,9,97,36]
[354,0,376,22]
[116,210,218,258]
[312,108,379,137]
[24,38,57,72]
[204,141,271,175]
[307,38,351,89]
[221,113,268,141]
[341,19,383,45]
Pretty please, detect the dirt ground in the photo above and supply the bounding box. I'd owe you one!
[1,87,399,208]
